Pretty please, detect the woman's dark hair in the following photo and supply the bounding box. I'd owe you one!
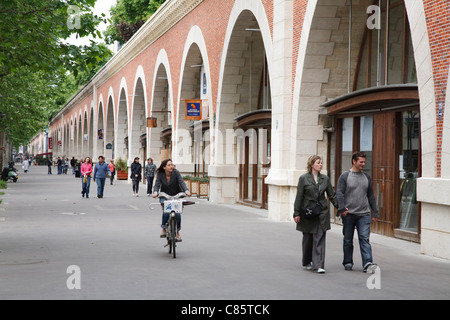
[156,158,172,173]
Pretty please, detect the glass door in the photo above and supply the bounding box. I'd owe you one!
[239,126,270,208]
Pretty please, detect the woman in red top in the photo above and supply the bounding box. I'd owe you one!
[108,160,115,185]
[81,157,93,198]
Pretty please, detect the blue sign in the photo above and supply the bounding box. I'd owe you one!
[185,100,202,120]
[203,73,207,95]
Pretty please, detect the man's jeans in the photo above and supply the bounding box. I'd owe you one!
[342,214,373,269]
[96,177,106,197]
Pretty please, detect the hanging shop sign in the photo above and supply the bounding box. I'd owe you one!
[185,100,202,120]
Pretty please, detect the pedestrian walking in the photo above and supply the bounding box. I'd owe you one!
[336,151,379,273]
[108,160,115,185]
[47,158,52,175]
[81,157,92,198]
[57,157,62,175]
[130,157,142,197]
[293,155,339,273]
[71,157,76,174]
[93,155,111,198]
[145,157,157,196]
[64,157,70,174]
[22,158,29,173]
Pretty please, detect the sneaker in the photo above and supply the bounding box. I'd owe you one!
[302,263,313,271]
[344,263,353,271]
[364,263,377,273]
[314,268,326,273]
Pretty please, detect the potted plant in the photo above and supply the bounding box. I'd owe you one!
[115,157,128,180]
[182,175,191,190]
[190,176,199,196]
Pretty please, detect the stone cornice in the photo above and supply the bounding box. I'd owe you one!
[51,0,204,125]
[96,0,204,85]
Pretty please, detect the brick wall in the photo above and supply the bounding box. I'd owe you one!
[423,0,450,177]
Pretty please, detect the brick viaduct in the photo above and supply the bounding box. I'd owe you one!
[28,0,450,259]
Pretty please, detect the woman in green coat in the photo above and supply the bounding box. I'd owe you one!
[293,155,340,273]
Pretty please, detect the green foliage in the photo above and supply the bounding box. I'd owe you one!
[0,181,6,189]
[115,157,128,171]
[0,0,113,148]
[0,0,107,78]
[104,0,166,44]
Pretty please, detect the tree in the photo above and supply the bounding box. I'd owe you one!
[0,0,107,79]
[0,0,112,149]
[104,0,166,44]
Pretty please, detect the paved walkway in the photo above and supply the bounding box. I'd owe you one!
[0,164,449,300]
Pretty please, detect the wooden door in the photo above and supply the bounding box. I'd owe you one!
[371,112,397,236]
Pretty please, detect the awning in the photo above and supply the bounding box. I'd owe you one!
[35,152,53,157]
[321,84,419,115]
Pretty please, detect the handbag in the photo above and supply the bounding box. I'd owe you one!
[302,185,321,219]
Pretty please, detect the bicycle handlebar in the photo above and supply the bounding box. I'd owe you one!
[149,192,198,210]
[157,192,187,200]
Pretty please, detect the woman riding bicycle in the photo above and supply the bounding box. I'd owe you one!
[153,159,191,241]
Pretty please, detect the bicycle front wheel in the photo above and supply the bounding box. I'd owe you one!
[170,216,177,258]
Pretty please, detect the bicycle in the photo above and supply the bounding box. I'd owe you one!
[149,192,196,258]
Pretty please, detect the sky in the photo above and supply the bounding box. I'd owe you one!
[64,0,118,47]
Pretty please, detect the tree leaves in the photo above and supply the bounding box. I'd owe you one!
[103,0,165,44]
[0,0,113,148]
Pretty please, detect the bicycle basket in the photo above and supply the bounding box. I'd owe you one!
[163,200,183,214]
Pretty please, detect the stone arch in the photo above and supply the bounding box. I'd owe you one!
[105,87,115,161]
[149,49,175,163]
[130,65,148,166]
[404,0,436,178]
[116,78,129,162]
[442,68,450,179]
[290,0,436,178]
[175,25,213,172]
[77,112,83,158]
[97,95,105,159]
[71,117,76,157]
[89,103,95,158]
[215,1,273,163]
[211,0,273,204]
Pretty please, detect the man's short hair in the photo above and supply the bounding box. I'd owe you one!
[352,151,366,164]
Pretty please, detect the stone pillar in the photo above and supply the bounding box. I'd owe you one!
[265,0,294,221]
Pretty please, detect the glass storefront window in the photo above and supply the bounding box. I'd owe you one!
[360,115,373,178]
[399,111,419,232]
[355,0,416,89]
[341,118,353,174]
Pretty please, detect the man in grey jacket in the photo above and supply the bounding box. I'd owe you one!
[337,151,379,273]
